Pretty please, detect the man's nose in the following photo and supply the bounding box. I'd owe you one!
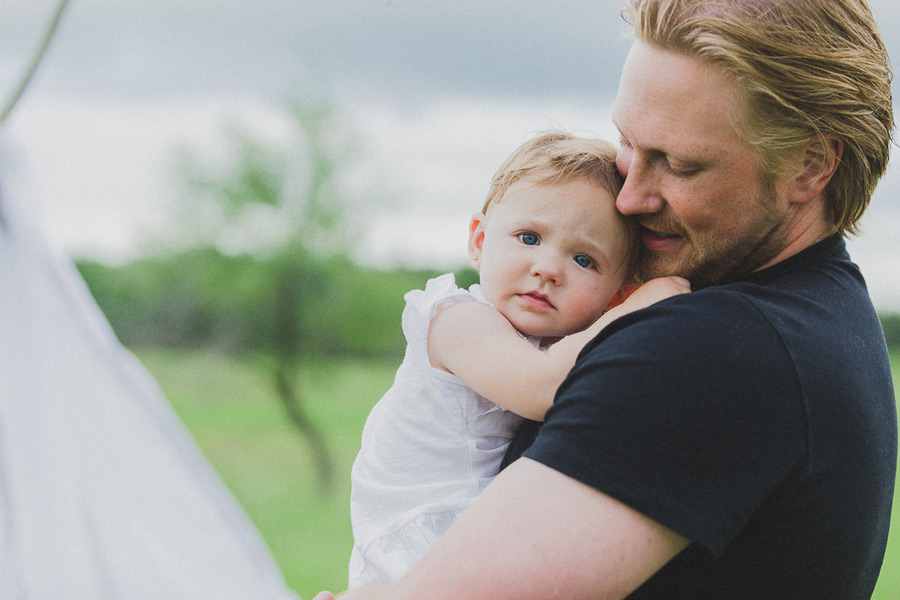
[615,156,665,216]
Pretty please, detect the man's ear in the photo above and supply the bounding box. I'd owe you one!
[468,212,486,268]
[788,134,843,204]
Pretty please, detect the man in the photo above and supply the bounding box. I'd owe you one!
[317,0,896,597]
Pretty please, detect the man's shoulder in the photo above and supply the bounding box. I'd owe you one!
[596,284,779,347]
[578,281,819,386]
[610,257,865,344]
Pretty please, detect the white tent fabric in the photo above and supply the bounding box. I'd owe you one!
[0,144,300,599]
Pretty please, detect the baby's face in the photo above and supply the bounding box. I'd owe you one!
[470,178,632,339]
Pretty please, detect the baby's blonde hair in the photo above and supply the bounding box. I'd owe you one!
[483,131,637,276]
[483,132,624,213]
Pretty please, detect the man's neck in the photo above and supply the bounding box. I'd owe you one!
[757,198,832,272]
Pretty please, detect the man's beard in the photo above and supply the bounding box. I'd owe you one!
[638,225,785,289]
[637,186,787,289]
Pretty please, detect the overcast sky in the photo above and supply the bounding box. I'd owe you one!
[1,0,899,311]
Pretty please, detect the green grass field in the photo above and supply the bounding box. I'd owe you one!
[137,348,900,599]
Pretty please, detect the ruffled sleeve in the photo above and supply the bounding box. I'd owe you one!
[400,273,480,371]
[400,274,514,423]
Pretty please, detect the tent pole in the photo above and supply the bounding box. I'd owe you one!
[0,0,73,128]
[0,0,72,227]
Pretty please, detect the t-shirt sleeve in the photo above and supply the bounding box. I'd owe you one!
[523,291,808,556]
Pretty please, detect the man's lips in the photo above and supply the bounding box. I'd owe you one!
[518,292,554,310]
[639,225,684,252]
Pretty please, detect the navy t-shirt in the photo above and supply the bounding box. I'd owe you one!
[515,234,897,598]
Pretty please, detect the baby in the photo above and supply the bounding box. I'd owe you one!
[347,132,688,588]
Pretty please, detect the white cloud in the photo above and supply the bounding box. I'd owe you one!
[3,94,280,261]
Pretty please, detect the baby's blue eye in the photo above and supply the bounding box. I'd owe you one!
[574,254,595,269]
[518,232,539,246]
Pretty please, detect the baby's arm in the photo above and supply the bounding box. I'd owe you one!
[546,276,691,361]
[428,301,560,421]
[428,276,690,421]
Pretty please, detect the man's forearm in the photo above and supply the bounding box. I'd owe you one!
[320,458,687,600]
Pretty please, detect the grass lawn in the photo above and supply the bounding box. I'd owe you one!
[137,348,900,599]
[873,351,900,600]
[137,348,387,597]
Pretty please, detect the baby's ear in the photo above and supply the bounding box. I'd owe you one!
[605,281,640,311]
[467,212,486,266]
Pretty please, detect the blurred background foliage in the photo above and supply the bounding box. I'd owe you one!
[76,250,482,361]
[880,313,900,350]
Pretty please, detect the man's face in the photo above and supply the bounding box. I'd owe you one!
[612,41,793,288]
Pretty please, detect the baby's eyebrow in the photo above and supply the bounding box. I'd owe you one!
[509,216,550,229]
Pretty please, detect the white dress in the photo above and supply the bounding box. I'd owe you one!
[348,273,534,588]
[0,143,297,599]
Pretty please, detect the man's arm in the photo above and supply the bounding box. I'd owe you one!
[327,458,689,599]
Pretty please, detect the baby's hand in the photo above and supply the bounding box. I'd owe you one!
[613,276,691,316]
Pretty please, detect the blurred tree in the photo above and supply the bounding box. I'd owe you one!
[880,313,900,350]
[174,101,358,494]
[78,250,431,359]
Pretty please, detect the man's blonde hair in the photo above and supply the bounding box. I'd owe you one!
[623,0,894,235]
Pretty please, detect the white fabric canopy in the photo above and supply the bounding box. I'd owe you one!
[0,144,300,599]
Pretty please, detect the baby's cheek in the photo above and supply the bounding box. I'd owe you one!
[569,294,608,327]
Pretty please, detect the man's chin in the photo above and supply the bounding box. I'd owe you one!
[639,259,717,289]
[637,253,688,282]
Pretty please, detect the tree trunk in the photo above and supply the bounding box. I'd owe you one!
[274,361,334,495]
